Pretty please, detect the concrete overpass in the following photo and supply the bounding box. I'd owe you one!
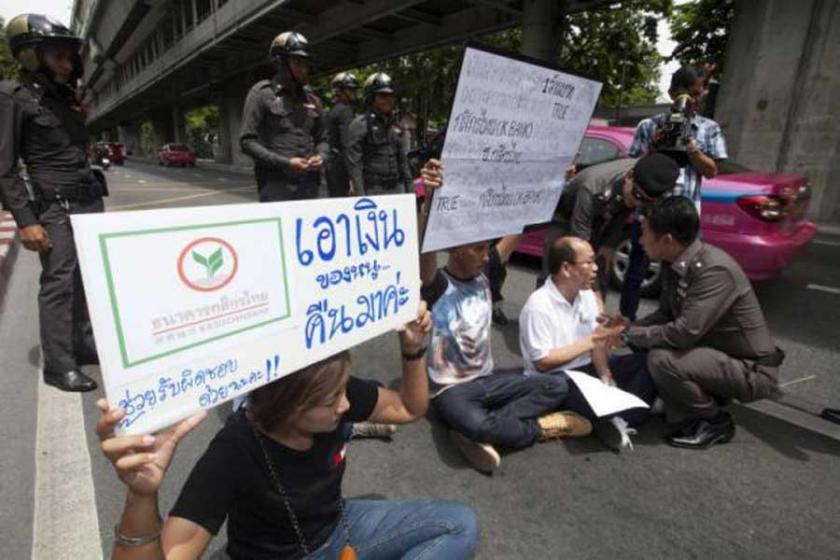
[70,0,606,166]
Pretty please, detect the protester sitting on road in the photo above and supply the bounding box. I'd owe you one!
[606,197,783,449]
[519,236,657,450]
[537,154,680,298]
[416,160,591,474]
[97,303,479,560]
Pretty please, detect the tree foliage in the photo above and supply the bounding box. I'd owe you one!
[0,17,21,80]
[669,0,734,74]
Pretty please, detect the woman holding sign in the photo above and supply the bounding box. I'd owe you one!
[96,302,478,559]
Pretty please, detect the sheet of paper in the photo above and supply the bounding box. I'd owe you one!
[73,195,419,434]
[565,370,649,418]
[423,45,602,252]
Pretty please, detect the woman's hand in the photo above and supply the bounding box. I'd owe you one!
[96,399,206,497]
[396,300,432,354]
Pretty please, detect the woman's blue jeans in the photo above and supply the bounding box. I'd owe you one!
[312,499,479,559]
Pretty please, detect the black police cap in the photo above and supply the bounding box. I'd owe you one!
[633,153,680,198]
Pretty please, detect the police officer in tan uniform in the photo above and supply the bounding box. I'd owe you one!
[613,197,783,449]
[239,31,327,201]
[1,14,104,392]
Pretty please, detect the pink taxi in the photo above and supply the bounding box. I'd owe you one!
[515,126,817,292]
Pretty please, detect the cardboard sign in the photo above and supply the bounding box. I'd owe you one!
[423,45,602,252]
[73,195,420,434]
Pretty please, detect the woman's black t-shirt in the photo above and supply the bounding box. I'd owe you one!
[169,376,379,559]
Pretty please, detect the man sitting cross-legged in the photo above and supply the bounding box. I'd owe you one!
[417,160,591,474]
[519,236,657,450]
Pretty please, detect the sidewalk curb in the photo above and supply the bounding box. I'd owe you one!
[0,211,20,313]
[734,399,840,444]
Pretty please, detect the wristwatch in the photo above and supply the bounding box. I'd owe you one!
[619,328,632,346]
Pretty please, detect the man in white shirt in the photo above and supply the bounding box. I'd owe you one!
[519,236,657,447]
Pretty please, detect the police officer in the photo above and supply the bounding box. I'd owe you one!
[240,31,328,201]
[324,71,359,197]
[346,72,411,196]
[1,14,105,392]
[612,196,783,449]
[540,154,680,296]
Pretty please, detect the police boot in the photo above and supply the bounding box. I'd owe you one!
[44,370,98,392]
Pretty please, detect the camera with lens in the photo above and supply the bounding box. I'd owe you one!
[655,93,693,167]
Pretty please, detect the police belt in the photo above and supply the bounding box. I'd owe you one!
[364,174,400,189]
[750,347,785,368]
[34,181,103,203]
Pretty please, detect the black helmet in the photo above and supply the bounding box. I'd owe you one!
[269,31,310,59]
[364,72,395,97]
[6,14,83,72]
[331,71,359,91]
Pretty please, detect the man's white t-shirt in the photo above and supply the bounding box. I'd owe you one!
[519,281,600,375]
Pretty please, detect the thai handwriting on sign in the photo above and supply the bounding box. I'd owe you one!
[452,108,534,139]
[116,355,279,429]
[481,142,522,164]
[542,75,576,99]
[316,259,391,290]
[296,198,405,266]
[305,272,410,349]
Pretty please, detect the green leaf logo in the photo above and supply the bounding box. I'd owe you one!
[192,247,224,279]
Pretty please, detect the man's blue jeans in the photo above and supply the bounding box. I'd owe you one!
[619,219,649,320]
[313,499,479,559]
[432,371,571,448]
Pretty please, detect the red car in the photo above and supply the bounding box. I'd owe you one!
[106,142,126,165]
[158,143,197,167]
[515,126,817,294]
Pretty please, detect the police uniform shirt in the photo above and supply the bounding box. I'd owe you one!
[239,79,328,171]
[0,77,92,227]
[626,240,777,360]
[345,112,411,195]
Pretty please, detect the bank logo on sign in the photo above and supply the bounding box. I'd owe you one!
[177,237,239,292]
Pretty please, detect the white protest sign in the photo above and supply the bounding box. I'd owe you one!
[72,195,419,434]
[423,45,602,252]
[565,370,649,418]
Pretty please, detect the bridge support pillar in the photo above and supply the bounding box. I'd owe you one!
[716,0,840,222]
[520,0,560,61]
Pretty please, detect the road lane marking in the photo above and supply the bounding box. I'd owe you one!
[779,375,817,388]
[108,187,251,210]
[806,284,840,295]
[217,177,229,182]
[138,180,146,184]
[32,375,102,559]
[812,239,840,248]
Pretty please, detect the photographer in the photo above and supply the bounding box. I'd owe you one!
[621,65,727,320]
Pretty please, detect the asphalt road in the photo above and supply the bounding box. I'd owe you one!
[1,159,839,560]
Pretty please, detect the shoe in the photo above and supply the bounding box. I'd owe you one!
[448,430,501,473]
[667,412,735,449]
[43,369,98,392]
[538,411,592,441]
[491,307,509,326]
[820,408,840,425]
[351,422,397,439]
[594,416,637,451]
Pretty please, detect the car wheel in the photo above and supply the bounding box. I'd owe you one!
[609,232,662,298]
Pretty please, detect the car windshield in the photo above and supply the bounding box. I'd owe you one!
[169,144,190,151]
[717,159,751,174]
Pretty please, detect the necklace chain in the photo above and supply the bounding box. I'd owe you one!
[251,422,353,558]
